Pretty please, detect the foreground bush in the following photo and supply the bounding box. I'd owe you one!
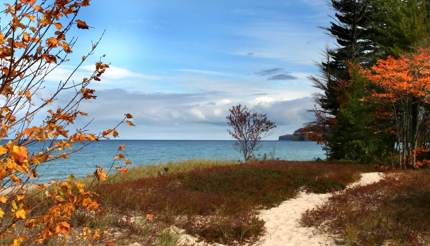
[302,169,430,245]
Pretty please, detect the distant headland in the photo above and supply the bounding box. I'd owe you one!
[279,128,315,141]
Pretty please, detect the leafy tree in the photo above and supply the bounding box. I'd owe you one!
[363,47,430,168]
[227,105,276,162]
[312,0,430,162]
[0,0,134,244]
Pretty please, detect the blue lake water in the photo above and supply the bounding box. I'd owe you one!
[30,140,325,183]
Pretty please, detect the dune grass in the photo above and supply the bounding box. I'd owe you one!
[302,169,430,245]
[104,159,238,183]
[86,160,374,245]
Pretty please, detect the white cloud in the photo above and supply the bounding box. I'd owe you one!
[77,89,316,140]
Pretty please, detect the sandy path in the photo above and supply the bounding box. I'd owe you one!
[175,172,384,246]
[255,172,384,246]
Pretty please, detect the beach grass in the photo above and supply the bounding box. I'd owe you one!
[105,159,238,183]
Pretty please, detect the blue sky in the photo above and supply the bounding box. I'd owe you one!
[55,0,334,140]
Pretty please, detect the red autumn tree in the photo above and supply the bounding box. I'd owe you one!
[0,0,134,244]
[363,47,430,168]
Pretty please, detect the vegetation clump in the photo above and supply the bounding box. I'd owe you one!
[302,169,430,245]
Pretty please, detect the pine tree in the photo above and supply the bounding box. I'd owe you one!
[312,0,376,160]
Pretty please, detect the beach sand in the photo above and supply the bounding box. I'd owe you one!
[255,172,384,246]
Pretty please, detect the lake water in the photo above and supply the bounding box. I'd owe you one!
[32,140,325,183]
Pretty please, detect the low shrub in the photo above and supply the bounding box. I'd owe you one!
[302,169,430,245]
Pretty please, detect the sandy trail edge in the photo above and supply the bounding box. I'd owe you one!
[255,172,384,246]
[174,172,384,246]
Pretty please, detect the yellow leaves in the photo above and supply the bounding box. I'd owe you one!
[124,159,132,165]
[15,209,26,219]
[10,144,28,163]
[12,201,26,219]
[94,166,107,181]
[0,208,4,218]
[76,19,89,29]
[11,237,24,246]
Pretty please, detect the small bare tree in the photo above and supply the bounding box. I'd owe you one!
[227,104,276,161]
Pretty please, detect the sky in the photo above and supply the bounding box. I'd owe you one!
[53,0,335,140]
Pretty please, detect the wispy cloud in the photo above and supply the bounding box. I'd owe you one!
[256,68,298,81]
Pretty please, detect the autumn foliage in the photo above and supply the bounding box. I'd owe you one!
[0,0,134,244]
[363,47,430,168]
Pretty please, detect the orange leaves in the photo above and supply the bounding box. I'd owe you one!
[114,153,125,160]
[70,132,98,143]
[81,88,97,99]
[102,129,119,138]
[46,37,59,48]
[117,167,128,173]
[54,222,70,235]
[76,19,89,29]
[42,54,57,63]
[54,23,63,30]
[364,47,430,100]
[61,42,72,53]
[10,144,28,163]
[125,113,135,126]
[21,0,37,5]
[0,0,112,244]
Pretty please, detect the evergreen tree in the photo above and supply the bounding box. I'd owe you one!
[312,0,376,160]
[370,0,430,56]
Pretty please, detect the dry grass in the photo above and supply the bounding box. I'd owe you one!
[91,160,373,245]
[302,169,430,245]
